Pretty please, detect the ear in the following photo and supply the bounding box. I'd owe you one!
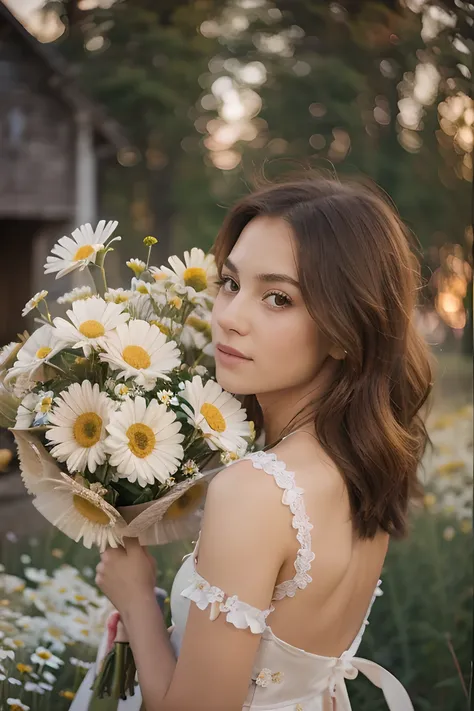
[329,346,347,360]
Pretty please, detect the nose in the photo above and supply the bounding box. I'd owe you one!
[215,290,250,336]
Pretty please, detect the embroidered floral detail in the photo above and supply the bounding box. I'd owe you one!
[255,669,272,687]
[181,570,274,633]
[221,595,274,634]
[255,668,284,687]
[181,570,225,610]
[295,705,304,711]
[328,654,359,698]
[244,451,315,600]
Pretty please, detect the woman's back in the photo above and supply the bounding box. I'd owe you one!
[167,433,411,710]
[266,431,389,657]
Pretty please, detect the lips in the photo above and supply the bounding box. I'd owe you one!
[216,344,251,360]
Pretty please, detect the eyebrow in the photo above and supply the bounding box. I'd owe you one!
[223,257,300,289]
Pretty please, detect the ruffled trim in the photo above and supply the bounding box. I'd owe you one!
[244,451,315,601]
[181,570,274,634]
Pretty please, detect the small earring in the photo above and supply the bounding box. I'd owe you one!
[343,349,348,355]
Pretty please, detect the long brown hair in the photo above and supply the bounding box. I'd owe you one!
[212,175,435,540]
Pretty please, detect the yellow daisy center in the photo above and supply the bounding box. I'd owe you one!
[436,460,465,476]
[39,397,53,413]
[47,627,62,638]
[200,403,226,432]
[60,691,75,701]
[16,663,32,674]
[37,650,52,660]
[73,494,111,525]
[73,412,103,447]
[74,244,95,261]
[9,704,24,711]
[164,483,205,520]
[150,321,171,337]
[36,346,52,359]
[126,423,156,458]
[183,266,208,292]
[186,316,211,336]
[79,320,105,339]
[122,345,151,370]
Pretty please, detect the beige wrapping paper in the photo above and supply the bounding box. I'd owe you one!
[10,428,223,546]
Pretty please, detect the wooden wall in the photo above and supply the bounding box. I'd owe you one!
[0,20,75,220]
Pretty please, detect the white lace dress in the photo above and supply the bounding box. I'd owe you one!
[70,451,414,711]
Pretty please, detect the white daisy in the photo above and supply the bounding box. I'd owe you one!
[127,290,166,321]
[149,266,169,284]
[161,248,219,301]
[126,258,146,276]
[32,472,125,551]
[156,389,174,406]
[44,220,120,279]
[53,297,129,356]
[99,320,181,391]
[114,383,131,399]
[57,286,93,305]
[104,396,184,486]
[0,340,26,376]
[33,391,54,426]
[30,646,63,669]
[104,288,133,304]
[45,381,113,474]
[4,326,62,384]
[6,699,29,711]
[181,311,212,351]
[131,278,153,295]
[180,376,251,452]
[15,390,54,429]
[149,317,180,339]
[22,291,48,318]
[15,392,41,429]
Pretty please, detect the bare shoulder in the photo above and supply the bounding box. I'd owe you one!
[207,454,287,511]
[273,433,346,496]
[202,455,292,553]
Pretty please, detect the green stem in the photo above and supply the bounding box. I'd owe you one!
[90,251,108,296]
[111,643,126,699]
[38,299,52,324]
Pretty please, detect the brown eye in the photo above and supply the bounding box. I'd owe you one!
[221,276,238,293]
[265,292,291,308]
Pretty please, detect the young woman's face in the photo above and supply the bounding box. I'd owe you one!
[212,216,332,396]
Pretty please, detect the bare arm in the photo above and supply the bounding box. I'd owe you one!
[117,459,286,711]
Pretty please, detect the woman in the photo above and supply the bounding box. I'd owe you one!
[89,176,433,711]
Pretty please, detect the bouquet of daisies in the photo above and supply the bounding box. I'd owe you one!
[0,220,254,554]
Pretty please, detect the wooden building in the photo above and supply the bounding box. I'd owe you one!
[0,0,127,345]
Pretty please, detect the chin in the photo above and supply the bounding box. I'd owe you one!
[215,367,251,396]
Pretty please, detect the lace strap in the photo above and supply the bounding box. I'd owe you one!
[181,569,274,634]
[244,450,315,601]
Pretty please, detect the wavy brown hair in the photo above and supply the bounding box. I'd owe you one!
[212,175,435,540]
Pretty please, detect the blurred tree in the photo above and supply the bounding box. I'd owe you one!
[42,0,472,351]
[43,0,225,263]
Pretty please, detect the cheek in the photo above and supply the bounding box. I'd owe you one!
[211,295,223,339]
[263,313,320,373]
